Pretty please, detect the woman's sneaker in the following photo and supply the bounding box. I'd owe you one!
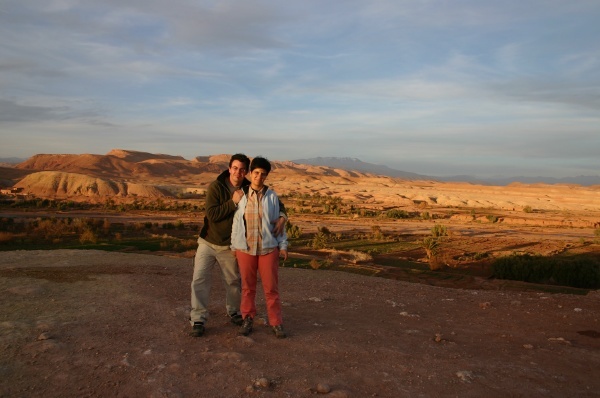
[272,325,286,339]
[239,317,253,336]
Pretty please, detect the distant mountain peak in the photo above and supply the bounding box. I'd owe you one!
[291,157,430,180]
[309,156,362,162]
[107,149,185,162]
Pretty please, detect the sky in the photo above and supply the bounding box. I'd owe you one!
[0,0,599,178]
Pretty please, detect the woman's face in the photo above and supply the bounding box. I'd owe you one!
[250,167,268,190]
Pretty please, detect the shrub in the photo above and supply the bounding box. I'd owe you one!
[71,218,90,233]
[318,226,331,235]
[359,209,379,217]
[371,225,384,240]
[431,224,448,238]
[311,227,332,249]
[79,229,98,244]
[311,232,329,249]
[132,222,146,231]
[33,218,70,240]
[422,236,439,258]
[523,205,533,213]
[159,236,196,251]
[179,239,198,250]
[309,259,321,270]
[0,217,14,231]
[160,240,172,250]
[285,221,302,239]
[324,249,373,263]
[0,231,15,243]
[421,224,448,270]
[474,252,489,260]
[492,254,600,289]
[386,209,408,219]
[486,215,498,223]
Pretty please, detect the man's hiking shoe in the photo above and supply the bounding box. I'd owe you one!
[229,313,243,326]
[239,317,253,336]
[190,322,205,337]
[272,325,287,339]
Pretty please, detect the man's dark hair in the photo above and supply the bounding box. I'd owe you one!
[250,156,271,174]
[229,153,250,170]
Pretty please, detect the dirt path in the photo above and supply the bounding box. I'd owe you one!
[1,250,600,397]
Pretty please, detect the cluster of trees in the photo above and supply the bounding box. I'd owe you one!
[282,192,440,220]
[1,197,204,212]
[492,254,600,289]
[0,216,199,250]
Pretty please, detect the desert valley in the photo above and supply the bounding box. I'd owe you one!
[1,149,599,397]
[3,149,600,271]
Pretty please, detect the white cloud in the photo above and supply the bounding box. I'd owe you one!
[0,0,599,178]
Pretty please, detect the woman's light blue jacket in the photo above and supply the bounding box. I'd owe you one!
[230,186,288,252]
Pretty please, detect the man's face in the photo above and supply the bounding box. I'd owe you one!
[228,160,248,187]
[250,168,268,190]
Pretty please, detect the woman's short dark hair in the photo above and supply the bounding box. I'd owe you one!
[250,156,271,174]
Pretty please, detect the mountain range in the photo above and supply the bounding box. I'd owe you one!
[292,157,600,186]
[1,153,598,188]
[2,150,599,213]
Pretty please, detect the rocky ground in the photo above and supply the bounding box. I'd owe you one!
[1,249,599,398]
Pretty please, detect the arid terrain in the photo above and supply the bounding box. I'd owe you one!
[1,149,600,397]
[1,250,599,398]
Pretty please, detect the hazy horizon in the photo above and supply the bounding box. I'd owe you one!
[1,1,599,178]
[3,152,599,184]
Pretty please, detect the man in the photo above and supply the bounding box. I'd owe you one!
[190,153,286,337]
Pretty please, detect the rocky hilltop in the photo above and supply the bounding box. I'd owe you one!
[16,150,221,180]
[14,150,369,181]
[14,171,172,199]
[8,149,375,200]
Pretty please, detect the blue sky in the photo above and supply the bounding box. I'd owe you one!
[1,0,598,178]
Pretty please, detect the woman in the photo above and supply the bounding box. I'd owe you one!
[231,156,288,338]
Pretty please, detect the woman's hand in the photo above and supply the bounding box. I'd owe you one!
[279,249,288,261]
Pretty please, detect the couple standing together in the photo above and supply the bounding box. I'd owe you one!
[189,154,288,339]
